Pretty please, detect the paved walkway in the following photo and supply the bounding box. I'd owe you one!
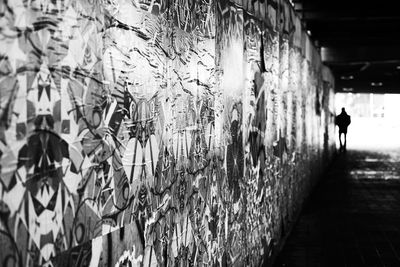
[274,150,400,267]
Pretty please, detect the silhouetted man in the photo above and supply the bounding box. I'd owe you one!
[335,107,351,152]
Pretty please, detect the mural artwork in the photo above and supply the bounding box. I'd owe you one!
[0,0,335,266]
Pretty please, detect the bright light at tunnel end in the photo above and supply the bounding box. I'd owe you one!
[335,93,400,150]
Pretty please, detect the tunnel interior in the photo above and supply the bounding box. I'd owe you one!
[0,0,398,267]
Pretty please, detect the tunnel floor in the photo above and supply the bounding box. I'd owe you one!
[274,150,400,267]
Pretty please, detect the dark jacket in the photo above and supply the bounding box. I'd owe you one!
[335,112,351,132]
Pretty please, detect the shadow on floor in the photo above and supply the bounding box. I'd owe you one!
[274,149,400,267]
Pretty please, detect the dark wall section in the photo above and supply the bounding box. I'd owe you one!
[0,0,335,266]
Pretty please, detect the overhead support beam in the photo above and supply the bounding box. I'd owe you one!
[334,69,400,94]
[336,86,400,94]
[303,15,400,22]
[322,46,400,64]
[299,11,400,21]
[307,21,400,32]
[318,39,400,47]
[336,75,400,93]
[293,1,400,21]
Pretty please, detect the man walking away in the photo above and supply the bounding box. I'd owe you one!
[335,107,351,152]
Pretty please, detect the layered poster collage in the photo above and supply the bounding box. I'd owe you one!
[0,0,335,266]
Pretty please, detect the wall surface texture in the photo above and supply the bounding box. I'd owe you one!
[0,0,335,266]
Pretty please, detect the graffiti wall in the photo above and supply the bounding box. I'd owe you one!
[0,0,335,266]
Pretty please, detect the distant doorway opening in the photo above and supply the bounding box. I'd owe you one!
[335,93,400,151]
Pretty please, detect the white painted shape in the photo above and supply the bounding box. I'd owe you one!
[89,236,103,267]
[3,181,25,216]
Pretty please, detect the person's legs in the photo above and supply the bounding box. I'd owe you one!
[339,131,343,151]
[343,132,347,151]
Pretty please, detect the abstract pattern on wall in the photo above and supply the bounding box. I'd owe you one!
[0,0,335,266]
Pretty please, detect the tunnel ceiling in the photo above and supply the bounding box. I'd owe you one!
[293,0,400,94]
